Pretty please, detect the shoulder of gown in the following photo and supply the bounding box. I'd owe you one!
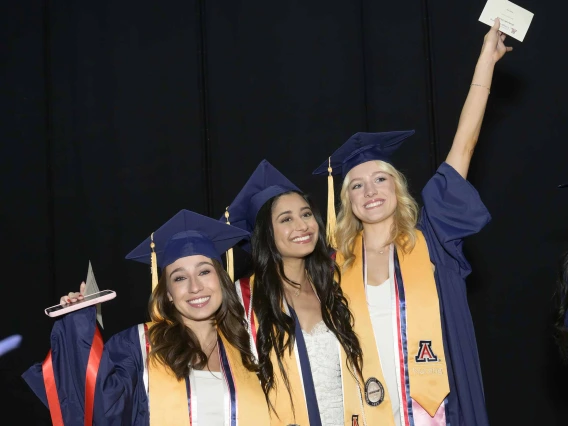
[418,161,491,276]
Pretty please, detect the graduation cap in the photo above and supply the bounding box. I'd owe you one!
[221,159,301,255]
[312,130,415,247]
[126,210,250,290]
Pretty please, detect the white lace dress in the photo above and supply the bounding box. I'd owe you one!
[302,321,344,426]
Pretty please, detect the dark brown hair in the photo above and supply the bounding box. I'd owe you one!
[147,258,257,379]
[252,191,363,413]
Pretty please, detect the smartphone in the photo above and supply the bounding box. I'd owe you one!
[44,290,117,317]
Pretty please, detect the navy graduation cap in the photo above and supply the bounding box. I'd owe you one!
[312,130,415,247]
[126,209,250,289]
[221,159,301,252]
[312,130,415,179]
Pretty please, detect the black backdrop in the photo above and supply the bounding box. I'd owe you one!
[2,1,568,424]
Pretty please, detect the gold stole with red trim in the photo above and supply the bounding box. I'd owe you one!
[337,230,450,418]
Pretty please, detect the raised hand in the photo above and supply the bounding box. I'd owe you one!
[480,18,513,64]
[60,281,86,305]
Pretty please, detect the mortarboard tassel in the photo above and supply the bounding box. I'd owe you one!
[224,208,235,282]
[150,232,159,291]
[326,157,337,248]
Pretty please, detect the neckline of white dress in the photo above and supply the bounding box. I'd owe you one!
[301,320,329,336]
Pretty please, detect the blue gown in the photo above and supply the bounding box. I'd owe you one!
[22,306,150,426]
[418,162,491,426]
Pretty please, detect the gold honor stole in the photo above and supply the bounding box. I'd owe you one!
[236,275,370,426]
[337,230,450,424]
[143,323,270,426]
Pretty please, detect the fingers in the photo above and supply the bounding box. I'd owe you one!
[80,281,86,296]
[60,291,83,304]
[506,46,513,52]
[492,17,501,30]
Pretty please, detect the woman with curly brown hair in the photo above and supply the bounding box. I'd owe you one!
[23,210,269,426]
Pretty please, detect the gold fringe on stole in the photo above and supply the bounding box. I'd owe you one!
[150,232,159,291]
[326,157,337,248]
[224,208,235,282]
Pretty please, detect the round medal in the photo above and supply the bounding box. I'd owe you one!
[364,377,385,406]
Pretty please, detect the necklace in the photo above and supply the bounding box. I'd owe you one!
[288,272,312,297]
[207,339,218,358]
[202,335,218,352]
[378,245,390,255]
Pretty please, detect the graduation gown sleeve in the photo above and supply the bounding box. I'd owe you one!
[418,162,492,426]
[22,306,149,426]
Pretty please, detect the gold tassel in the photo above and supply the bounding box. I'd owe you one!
[326,157,337,248]
[150,232,159,291]
[224,208,235,282]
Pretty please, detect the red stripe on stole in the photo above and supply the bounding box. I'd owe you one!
[394,274,411,426]
[84,327,104,426]
[239,277,257,344]
[42,350,65,426]
[41,324,104,426]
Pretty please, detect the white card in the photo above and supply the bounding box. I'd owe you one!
[85,261,104,328]
[479,0,534,42]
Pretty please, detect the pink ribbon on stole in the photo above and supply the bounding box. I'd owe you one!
[411,399,447,426]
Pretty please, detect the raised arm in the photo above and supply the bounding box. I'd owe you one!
[23,287,147,425]
[445,18,512,178]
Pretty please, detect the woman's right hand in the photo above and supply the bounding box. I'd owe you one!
[60,282,86,305]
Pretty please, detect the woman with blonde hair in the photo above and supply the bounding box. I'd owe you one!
[313,19,512,426]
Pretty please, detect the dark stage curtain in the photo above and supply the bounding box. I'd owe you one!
[1,1,567,424]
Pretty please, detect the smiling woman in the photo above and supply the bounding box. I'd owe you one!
[22,210,270,426]
[312,19,512,426]
[223,160,365,426]
[271,192,319,262]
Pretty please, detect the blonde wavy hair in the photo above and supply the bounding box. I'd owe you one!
[335,160,419,270]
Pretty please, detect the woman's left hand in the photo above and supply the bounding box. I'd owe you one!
[479,18,513,64]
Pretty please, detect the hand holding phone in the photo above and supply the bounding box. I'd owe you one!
[45,287,116,317]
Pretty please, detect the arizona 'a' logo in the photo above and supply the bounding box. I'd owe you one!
[415,340,438,362]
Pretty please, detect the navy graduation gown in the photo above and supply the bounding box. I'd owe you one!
[22,307,149,426]
[419,162,491,426]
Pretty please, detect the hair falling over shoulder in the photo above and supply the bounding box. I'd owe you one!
[251,190,364,415]
[146,259,257,380]
[335,160,419,270]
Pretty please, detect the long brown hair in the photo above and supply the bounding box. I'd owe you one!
[147,258,257,379]
[252,191,363,414]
